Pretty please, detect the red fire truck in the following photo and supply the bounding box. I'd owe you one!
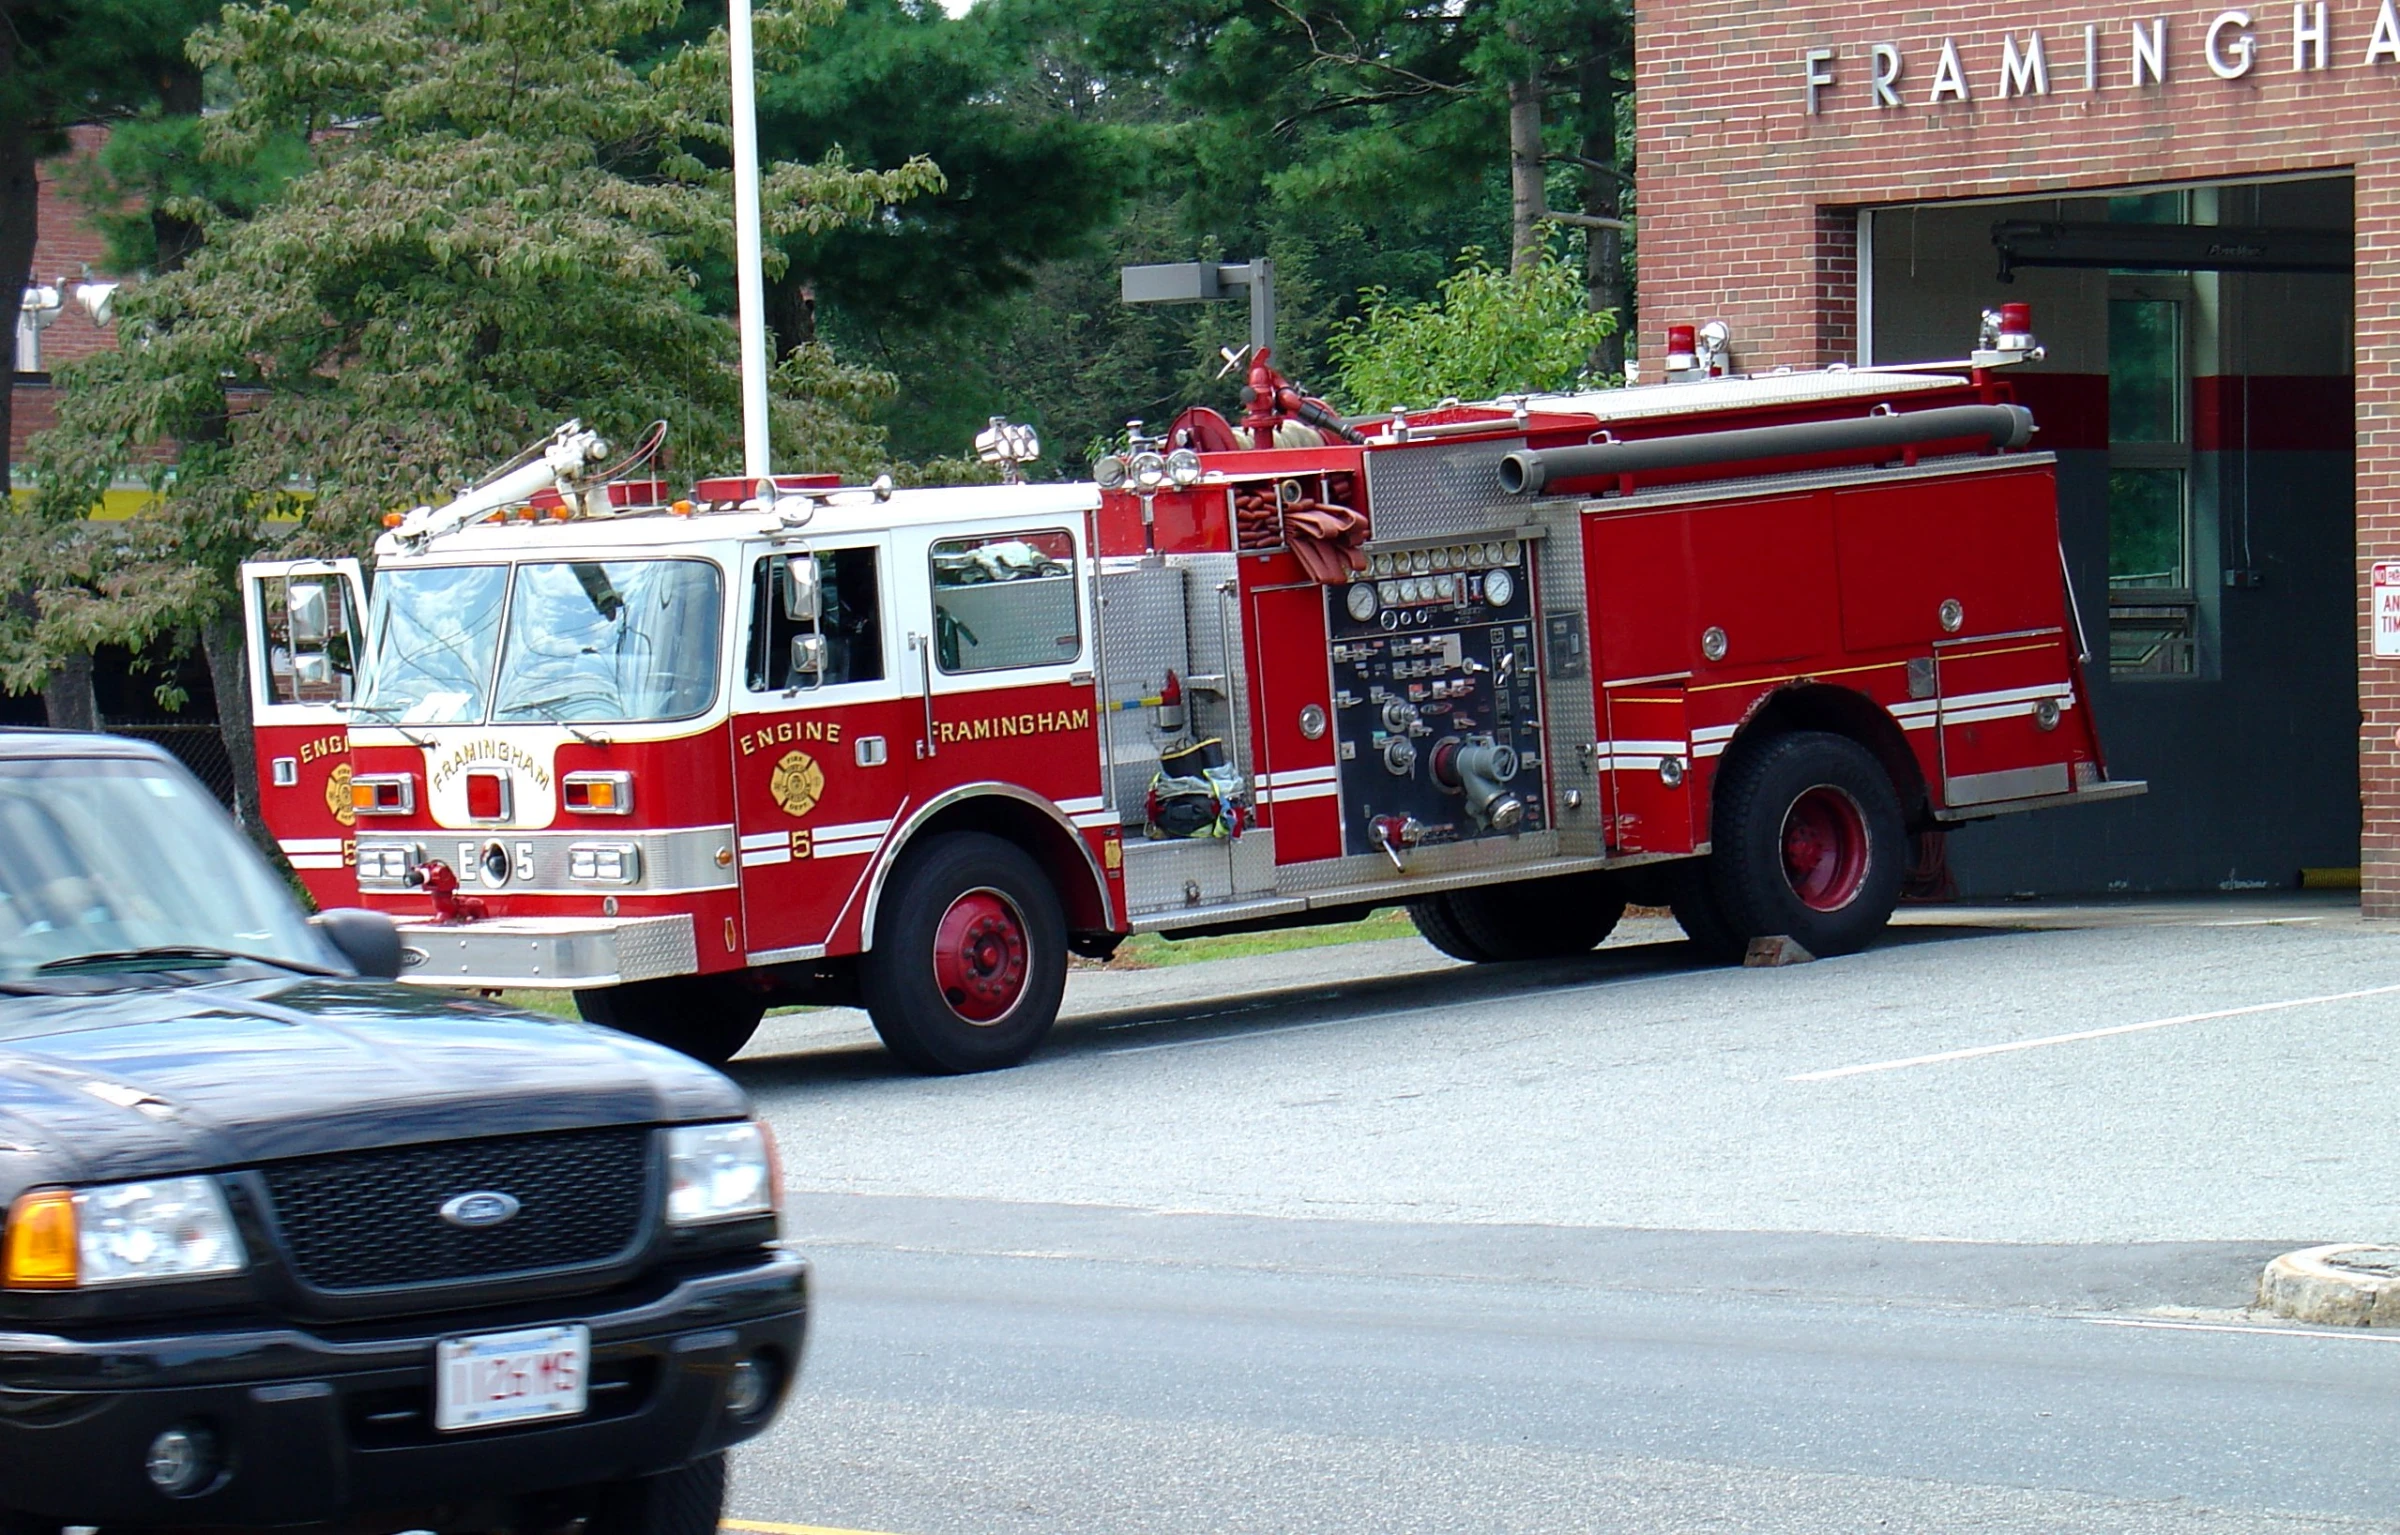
[242,304,2140,1073]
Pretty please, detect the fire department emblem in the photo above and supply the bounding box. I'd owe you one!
[326,763,356,827]
[770,750,824,819]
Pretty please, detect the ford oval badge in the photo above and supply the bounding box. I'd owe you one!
[439,1190,521,1229]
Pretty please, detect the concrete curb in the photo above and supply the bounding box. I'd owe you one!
[2257,1244,2400,1326]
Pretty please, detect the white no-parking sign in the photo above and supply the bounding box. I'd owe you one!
[2378,563,2400,659]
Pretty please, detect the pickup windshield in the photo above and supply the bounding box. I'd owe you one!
[0,758,329,983]
[359,559,724,726]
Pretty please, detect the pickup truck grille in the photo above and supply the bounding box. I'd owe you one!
[261,1127,651,1290]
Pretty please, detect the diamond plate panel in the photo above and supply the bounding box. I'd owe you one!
[1095,561,1191,820]
[1120,835,1237,914]
[1360,437,1526,543]
[1527,499,1603,856]
[396,914,697,989]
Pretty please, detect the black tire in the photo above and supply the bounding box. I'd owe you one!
[1664,855,1748,964]
[584,1452,727,1535]
[574,975,766,1066]
[861,832,1067,1074]
[1406,893,1496,962]
[1416,874,1625,962]
[1707,730,1906,958]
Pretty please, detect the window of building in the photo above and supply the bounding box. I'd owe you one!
[747,548,884,692]
[929,530,1081,674]
[2107,277,2196,676]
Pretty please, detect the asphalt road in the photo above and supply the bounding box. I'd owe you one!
[719,894,2400,1533]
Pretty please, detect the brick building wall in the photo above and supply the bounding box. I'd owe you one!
[11,124,117,472]
[1636,0,2397,912]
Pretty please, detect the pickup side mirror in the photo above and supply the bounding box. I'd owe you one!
[312,908,404,979]
[782,555,821,623]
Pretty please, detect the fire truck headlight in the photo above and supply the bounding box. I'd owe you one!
[1131,451,1169,491]
[357,842,421,884]
[1166,448,1203,488]
[1092,454,1128,490]
[568,843,640,885]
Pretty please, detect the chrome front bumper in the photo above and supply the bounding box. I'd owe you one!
[397,914,699,990]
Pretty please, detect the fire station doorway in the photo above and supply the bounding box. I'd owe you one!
[1858,174,2357,897]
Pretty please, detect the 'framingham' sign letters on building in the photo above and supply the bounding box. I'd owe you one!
[1801,2,2400,111]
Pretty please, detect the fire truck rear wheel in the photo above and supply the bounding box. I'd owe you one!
[1708,730,1906,958]
[1407,874,1625,963]
[572,975,767,1066]
[863,832,1067,1074]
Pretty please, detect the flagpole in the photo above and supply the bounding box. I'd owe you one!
[729,0,772,486]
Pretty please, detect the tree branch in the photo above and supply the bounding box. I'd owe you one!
[1539,209,1632,232]
[1547,153,1632,190]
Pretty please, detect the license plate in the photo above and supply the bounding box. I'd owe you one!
[434,1324,590,1433]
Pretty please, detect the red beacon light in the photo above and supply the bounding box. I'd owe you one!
[1663,324,1699,378]
[1977,301,2043,364]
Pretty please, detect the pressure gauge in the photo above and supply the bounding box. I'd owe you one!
[1346,582,1379,621]
[1484,541,1505,565]
[1434,574,1456,600]
[1501,539,1521,563]
[1372,552,1394,577]
[1431,546,1450,571]
[1410,549,1432,575]
[1379,581,1402,607]
[1482,567,1516,608]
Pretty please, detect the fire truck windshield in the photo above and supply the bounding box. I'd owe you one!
[356,564,508,725]
[493,559,723,724]
[358,558,724,727]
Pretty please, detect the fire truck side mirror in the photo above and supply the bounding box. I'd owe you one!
[287,581,330,649]
[783,555,822,624]
[789,634,827,683]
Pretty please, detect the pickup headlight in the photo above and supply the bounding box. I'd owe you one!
[4,1177,246,1289]
[664,1121,777,1226]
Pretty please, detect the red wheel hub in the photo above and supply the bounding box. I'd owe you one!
[1780,786,1870,912]
[931,888,1030,1024]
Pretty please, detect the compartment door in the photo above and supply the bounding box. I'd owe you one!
[1600,683,1696,856]
[241,558,367,904]
[1248,583,1343,865]
[1935,632,2078,807]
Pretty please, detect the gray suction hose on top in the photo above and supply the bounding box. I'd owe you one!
[1497,403,2037,496]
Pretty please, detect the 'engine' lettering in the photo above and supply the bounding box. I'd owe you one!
[738,718,845,756]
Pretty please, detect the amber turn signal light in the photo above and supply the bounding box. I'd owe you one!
[562,770,633,814]
[5,1189,77,1289]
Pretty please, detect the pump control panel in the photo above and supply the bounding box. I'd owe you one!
[1328,538,1546,857]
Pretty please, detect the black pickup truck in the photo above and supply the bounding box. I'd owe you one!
[0,733,805,1533]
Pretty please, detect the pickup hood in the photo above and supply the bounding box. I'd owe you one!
[0,979,748,1187]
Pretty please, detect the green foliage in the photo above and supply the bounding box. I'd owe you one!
[0,0,222,147]
[66,113,310,273]
[822,0,1632,469]
[7,0,939,683]
[1327,251,1616,412]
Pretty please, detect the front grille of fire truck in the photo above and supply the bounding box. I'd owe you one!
[260,1126,651,1290]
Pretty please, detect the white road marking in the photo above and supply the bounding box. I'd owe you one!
[2081,1316,2400,1345]
[1790,982,2400,1082]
